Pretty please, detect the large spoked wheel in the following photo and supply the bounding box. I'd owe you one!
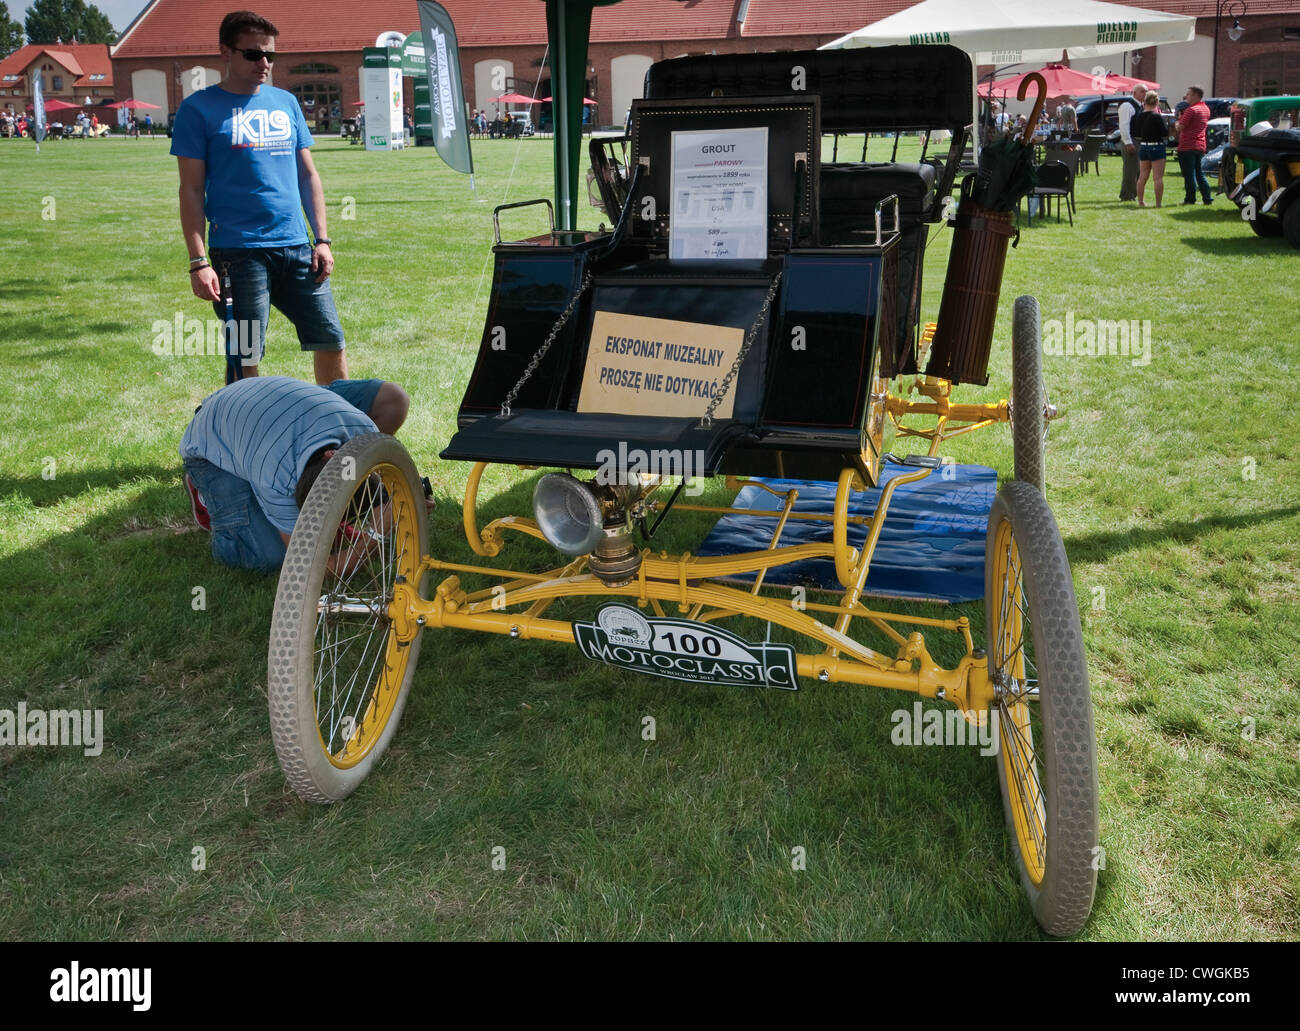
[985,481,1098,936]
[268,434,428,803]
[1010,295,1048,494]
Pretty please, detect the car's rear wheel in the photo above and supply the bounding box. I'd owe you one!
[1248,211,1283,237]
[1011,296,1047,495]
[1282,202,1300,249]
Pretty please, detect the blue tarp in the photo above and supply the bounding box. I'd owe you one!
[697,462,997,604]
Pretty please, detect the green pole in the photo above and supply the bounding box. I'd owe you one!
[545,0,622,231]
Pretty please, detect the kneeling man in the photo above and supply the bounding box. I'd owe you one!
[180,376,410,571]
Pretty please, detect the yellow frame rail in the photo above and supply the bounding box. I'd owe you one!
[404,458,996,719]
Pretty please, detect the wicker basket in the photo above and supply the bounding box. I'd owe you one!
[926,178,1019,386]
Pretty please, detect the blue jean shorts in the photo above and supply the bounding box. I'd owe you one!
[183,455,287,572]
[1138,143,1166,162]
[209,244,345,368]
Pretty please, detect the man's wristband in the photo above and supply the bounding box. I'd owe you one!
[189,255,208,266]
[189,262,211,273]
[313,238,331,247]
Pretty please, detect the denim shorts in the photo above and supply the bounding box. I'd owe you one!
[324,377,382,415]
[183,455,287,572]
[209,244,345,368]
[1138,143,1166,162]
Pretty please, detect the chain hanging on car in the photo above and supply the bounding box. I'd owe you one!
[699,270,783,429]
[499,271,594,418]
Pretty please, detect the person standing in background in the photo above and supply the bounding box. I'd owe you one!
[1118,84,1147,202]
[1132,92,1168,208]
[1175,85,1213,205]
[171,9,348,385]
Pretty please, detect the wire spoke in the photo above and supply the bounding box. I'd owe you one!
[310,466,410,758]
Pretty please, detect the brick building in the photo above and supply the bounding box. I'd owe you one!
[0,43,114,118]
[106,0,1300,128]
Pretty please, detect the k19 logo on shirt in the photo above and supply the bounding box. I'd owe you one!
[230,107,292,148]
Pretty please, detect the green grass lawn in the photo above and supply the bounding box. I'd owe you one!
[0,134,1297,941]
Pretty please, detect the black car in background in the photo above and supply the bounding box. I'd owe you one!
[1075,95,1139,135]
[1205,97,1240,119]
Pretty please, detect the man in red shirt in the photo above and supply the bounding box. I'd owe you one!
[1175,85,1213,205]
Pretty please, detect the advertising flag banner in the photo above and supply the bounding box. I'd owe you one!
[32,70,47,144]
[416,0,474,177]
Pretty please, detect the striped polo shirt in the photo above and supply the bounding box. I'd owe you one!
[180,376,377,534]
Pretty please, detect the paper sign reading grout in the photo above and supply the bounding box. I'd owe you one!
[578,311,744,419]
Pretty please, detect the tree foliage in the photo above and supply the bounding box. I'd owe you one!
[25,0,117,46]
[0,2,24,59]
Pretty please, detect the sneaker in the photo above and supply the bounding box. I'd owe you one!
[184,474,211,531]
[1202,197,1213,205]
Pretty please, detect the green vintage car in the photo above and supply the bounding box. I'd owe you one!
[1223,96,1300,246]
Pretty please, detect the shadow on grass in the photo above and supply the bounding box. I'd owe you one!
[0,482,275,693]
[1065,505,1300,564]
[1180,235,1296,255]
[1,465,178,506]
[1,474,1060,940]
[0,278,55,300]
[3,314,139,343]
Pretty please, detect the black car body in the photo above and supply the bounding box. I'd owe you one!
[1075,95,1138,135]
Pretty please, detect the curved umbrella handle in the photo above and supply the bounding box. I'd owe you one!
[1018,72,1047,144]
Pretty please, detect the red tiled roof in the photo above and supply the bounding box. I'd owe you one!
[44,50,84,76]
[0,43,113,87]
[115,0,794,57]
[590,0,740,41]
[741,0,896,38]
[108,0,1300,59]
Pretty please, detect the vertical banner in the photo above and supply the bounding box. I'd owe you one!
[361,47,404,151]
[32,69,47,145]
[416,0,474,177]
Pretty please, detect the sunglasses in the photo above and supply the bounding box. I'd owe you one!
[237,48,276,63]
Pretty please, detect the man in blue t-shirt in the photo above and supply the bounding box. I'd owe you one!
[180,376,413,571]
[170,10,347,387]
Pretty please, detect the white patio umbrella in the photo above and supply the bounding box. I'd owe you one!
[821,0,1195,152]
[823,0,1194,63]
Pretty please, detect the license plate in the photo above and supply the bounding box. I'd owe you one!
[574,604,798,690]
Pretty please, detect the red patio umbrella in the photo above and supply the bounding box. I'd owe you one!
[1097,71,1160,92]
[105,99,161,110]
[488,93,537,105]
[42,98,81,112]
[981,64,1128,98]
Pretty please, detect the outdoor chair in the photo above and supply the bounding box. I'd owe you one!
[1043,144,1081,210]
[1080,133,1104,175]
[1024,161,1074,225]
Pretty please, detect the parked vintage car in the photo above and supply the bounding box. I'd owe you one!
[1226,125,1300,246]
[1221,96,1300,207]
[1075,94,1138,136]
